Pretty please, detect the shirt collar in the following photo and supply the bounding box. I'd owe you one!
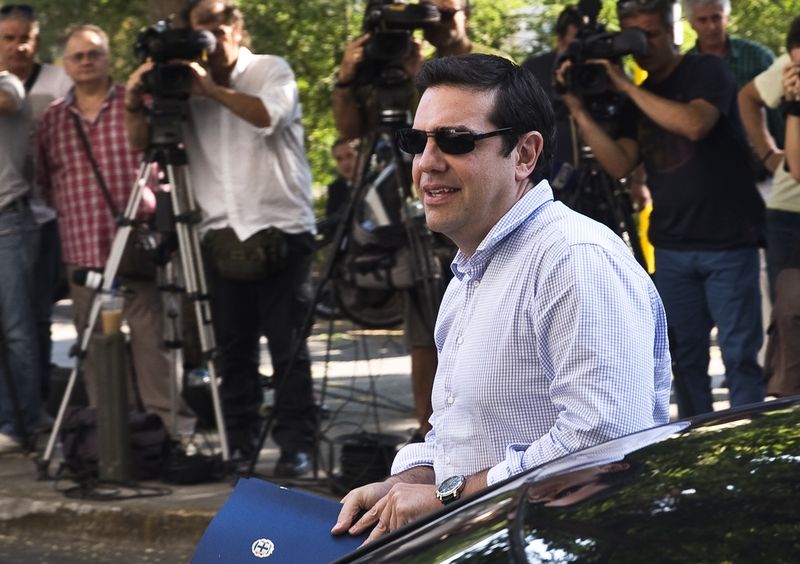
[64,81,117,115]
[230,46,253,83]
[451,179,554,281]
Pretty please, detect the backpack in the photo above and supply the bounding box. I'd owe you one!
[59,406,169,482]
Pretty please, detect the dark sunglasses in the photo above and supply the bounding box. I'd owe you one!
[396,127,513,155]
[0,4,34,17]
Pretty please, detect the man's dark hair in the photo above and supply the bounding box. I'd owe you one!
[616,0,675,28]
[555,6,581,39]
[415,54,555,183]
[787,15,800,52]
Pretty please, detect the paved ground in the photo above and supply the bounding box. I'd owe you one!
[0,299,730,561]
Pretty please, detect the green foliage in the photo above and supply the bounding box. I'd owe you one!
[23,0,800,197]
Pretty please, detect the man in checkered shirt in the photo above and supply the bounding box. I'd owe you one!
[332,54,672,544]
[36,25,194,436]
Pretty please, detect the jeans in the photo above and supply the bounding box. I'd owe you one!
[0,206,41,437]
[655,247,763,418]
[205,231,317,454]
[765,209,800,302]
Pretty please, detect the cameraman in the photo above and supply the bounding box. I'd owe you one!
[126,0,318,477]
[332,0,508,442]
[557,0,765,418]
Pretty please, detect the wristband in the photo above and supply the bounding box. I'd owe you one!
[783,101,800,116]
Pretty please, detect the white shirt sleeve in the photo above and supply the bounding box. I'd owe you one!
[754,53,790,109]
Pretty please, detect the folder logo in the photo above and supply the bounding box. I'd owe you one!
[251,538,275,558]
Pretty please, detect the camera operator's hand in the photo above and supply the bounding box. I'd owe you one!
[783,61,800,102]
[183,60,218,99]
[125,61,154,111]
[585,58,634,94]
[554,59,584,114]
[338,34,370,84]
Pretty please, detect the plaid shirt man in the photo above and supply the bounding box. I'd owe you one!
[36,84,153,268]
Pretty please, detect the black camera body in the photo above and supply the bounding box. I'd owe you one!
[357,1,441,86]
[555,0,646,99]
[134,21,215,99]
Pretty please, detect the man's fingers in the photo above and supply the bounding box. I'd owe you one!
[360,518,388,547]
[331,495,363,535]
[349,495,386,534]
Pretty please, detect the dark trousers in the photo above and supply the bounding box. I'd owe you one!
[206,231,317,454]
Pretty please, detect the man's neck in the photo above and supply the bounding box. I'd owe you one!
[9,63,35,83]
[73,78,111,119]
[697,35,729,58]
[648,52,683,84]
[437,37,471,57]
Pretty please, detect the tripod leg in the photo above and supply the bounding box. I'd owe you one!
[38,161,153,477]
[164,163,230,462]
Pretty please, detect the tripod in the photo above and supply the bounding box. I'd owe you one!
[244,108,444,476]
[37,137,230,478]
[566,143,646,267]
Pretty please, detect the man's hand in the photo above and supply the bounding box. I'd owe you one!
[585,58,633,93]
[186,61,220,98]
[125,61,154,109]
[783,61,800,102]
[331,480,394,537]
[338,34,370,83]
[351,483,440,546]
[554,59,584,115]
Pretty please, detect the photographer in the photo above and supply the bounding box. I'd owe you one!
[36,25,194,437]
[126,0,318,477]
[332,0,509,443]
[557,0,765,418]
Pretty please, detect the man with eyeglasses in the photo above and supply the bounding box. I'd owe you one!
[126,0,318,478]
[0,4,72,428]
[558,0,765,418]
[332,54,670,544]
[36,24,195,438]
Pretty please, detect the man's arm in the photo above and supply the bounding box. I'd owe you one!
[0,89,19,115]
[786,114,800,182]
[125,62,153,152]
[589,58,721,142]
[0,72,24,115]
[332,34,370,140]
[186,62,270,128]
[739,80,783,173]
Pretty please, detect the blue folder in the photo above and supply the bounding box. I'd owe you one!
[191,477,367,563]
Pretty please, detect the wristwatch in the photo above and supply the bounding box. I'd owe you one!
[436,475,466,505]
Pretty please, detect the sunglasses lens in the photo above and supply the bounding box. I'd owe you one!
[436,131,473,155]
[397,129,427,154]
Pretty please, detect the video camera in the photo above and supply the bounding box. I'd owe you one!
[555,0,646,98]
[134,20,216,99]
[357,1,441,86]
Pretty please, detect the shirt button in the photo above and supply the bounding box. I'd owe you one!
[447,395,455,405]
[472,279,480,287]
[444,455,451,464]
[456,336,464,345]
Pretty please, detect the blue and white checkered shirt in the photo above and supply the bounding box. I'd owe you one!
[391,181,671,486]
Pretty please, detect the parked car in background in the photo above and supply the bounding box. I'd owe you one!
[339,396,800,563]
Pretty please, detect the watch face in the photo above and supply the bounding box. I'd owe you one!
[440,475,463,494]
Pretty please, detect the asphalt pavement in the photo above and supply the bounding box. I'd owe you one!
[0,299,728,562]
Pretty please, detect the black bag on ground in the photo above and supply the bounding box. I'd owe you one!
[60,406,169,481]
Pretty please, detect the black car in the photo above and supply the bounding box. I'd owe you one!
[339,396,800,562]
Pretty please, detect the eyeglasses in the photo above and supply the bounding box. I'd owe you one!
[0,4,34,18]
[396,127,513,155]
[64,49,106,63]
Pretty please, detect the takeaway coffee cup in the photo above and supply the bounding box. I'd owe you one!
[101,295,124,336]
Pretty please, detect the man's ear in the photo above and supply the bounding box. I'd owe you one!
[514,130,543,182]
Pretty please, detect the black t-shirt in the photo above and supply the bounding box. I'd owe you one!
[619,54,764,250]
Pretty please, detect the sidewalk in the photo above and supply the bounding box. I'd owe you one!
[0,299,729,562]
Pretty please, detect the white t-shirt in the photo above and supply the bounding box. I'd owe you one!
[0,71,32,207]
[753,53,800,213]
[183,48,316,239]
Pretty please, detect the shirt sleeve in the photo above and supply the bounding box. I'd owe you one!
[486,242,670,486]
[249,56,302,137]
[754,53,790,109]
[0,71,26,113]
[390,428,437,475]
[684,56,737,115]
